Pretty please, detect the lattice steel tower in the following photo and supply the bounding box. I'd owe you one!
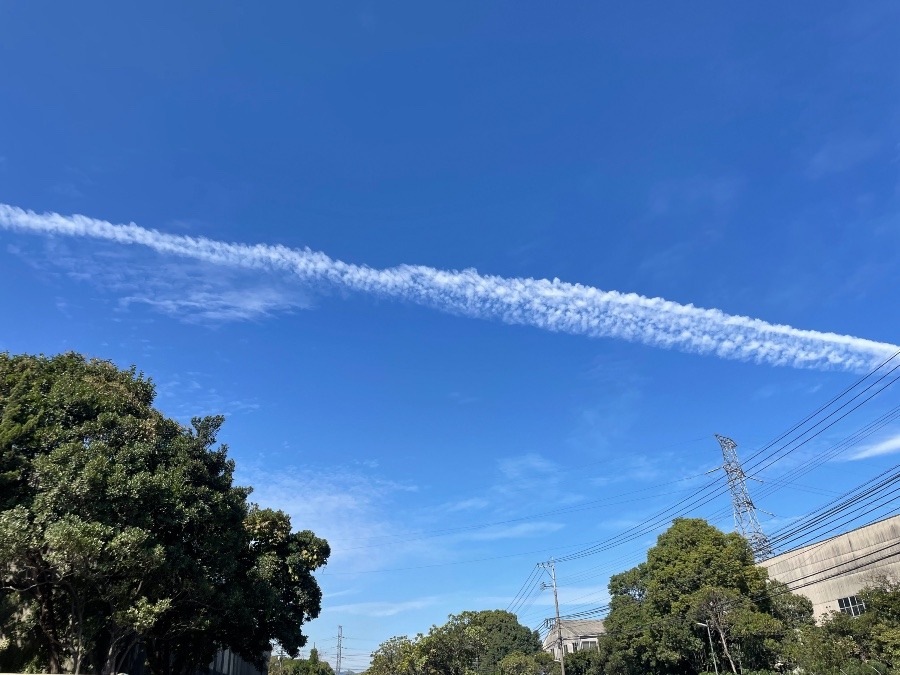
[715,434,772,560]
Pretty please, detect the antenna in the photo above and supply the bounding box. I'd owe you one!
[715,434,772,560]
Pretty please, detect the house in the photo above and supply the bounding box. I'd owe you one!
[541,619,605,661]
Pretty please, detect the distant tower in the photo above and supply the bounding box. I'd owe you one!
[715,434,772,560]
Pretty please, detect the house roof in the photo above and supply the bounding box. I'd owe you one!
[541,619,605,649]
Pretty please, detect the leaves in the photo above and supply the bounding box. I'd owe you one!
[367,611,541,675]
[603,519,812,675]
[0,352,329,675]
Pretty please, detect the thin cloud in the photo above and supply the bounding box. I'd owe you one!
[807,137,881,179]
[440,497,491,513]
[464,521,565,542]
[10,237,312,324]
[1,203,897,372]
[849,432,900,461]
[237,464,421,572]
[328,597,438,618]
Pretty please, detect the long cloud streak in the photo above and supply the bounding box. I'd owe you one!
[1,203,896,372]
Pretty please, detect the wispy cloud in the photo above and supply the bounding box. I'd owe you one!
[849,432,900,460]
[807,136,882,179]
[1,204,896,372]
[9,236,312,323]
[328,597,438,618]
[497,454,560,494]
[237,464,421,572]
[440,497,491,513]
[464,522,564,541]
[648,175,742,219]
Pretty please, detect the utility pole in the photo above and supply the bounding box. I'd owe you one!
[539,558,566,675]
[697,622,719,675]
[336,625,342,675]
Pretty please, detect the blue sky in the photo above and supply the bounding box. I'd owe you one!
[2,1,900,670]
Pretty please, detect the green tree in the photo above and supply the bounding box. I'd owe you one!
[270,648,336,675]
[0,352,329,674]
[418,612,487,675]
[367,610,541,675]
[467,610,542,674]
[602,518,811,675]
[367,635,422,675]
[782,578,900,673]
[560,649,604,675]
[498,650,559,675]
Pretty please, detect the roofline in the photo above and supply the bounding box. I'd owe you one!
[764,513,900,561]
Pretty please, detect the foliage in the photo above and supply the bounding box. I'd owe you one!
[0,352,329,674]
[778,578,900,674]
[269,648,335,675]
[365,519,900,675]
[467,610,542,674]
[417,612,487,675]
[498,650,559,675]
[367,635,422,675]
[367,610,541,675]
[602,518,812,675]
[560,649,603,675]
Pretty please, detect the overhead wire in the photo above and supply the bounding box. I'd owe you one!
[553,354,900,564]
[549,464,900,625]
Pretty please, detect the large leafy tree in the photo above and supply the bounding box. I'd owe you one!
[466,610,542,674]
[367,635,423,675]
[602,518,812,675]
[0,352,329,675]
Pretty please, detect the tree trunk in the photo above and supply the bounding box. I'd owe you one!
[715,624,738,674]
[34,578,64,673]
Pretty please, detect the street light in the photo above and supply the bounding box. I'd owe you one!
[696,622,719,675]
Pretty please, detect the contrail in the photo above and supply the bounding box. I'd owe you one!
[1,203,896,372]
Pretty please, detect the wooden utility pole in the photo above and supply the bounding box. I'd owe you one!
[540,559,566,675]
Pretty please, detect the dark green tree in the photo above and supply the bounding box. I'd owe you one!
[603,518,811,675]
[0,352,329,675]
[467,610,542,674]
[560,649,604,675]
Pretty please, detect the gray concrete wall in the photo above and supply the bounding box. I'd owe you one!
[760,515,900,619]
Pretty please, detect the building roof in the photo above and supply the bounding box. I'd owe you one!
[762,513,900,565]
[760,513,900,619]
[541,619,605,650]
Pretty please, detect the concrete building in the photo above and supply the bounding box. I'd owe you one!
[541,619,605,661]
[760,514,900,619]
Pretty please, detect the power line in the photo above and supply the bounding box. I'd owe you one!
[554,358,900,564]
[332,472,717,552]
[546,468,900,627]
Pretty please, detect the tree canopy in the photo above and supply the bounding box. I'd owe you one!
[269,647,336,675]
[0,352,329,675]
[601,518,812,675]
[367,610,542,675]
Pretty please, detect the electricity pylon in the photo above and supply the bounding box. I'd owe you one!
[715,434,772,560]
